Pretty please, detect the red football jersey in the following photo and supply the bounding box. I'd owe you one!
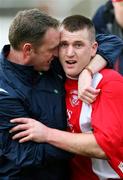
[65,69,123,179]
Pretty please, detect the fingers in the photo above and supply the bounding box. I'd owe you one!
[12,130,32,143]
[9,124,29,133]
[9,120,32,143]
[10,117,47,143]
[80,96,96,104]
[79,87,100,96]
[19,136,31,143]
[12,130,29,140]
[78,88,100,103]
[10,118,30,124]
[10,124,33,143]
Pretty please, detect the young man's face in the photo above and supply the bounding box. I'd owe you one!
[59,27,97,78]
[30,28,60,71]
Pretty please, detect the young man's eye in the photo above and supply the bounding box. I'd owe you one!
[75,44,82,48]
[59,43,67,48]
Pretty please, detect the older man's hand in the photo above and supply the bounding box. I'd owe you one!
[10,118,49,143]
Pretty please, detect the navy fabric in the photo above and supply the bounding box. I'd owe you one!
[96,33,123,68]
[0,45,70,179]
[93,1,123,75]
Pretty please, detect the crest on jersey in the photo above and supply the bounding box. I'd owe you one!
[70,90,79,106]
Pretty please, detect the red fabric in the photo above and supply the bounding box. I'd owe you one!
[65,78,99,180]
[70,156,99,180]
[65,69,123,179]
[92,69,123,178]
[65,79,82,133]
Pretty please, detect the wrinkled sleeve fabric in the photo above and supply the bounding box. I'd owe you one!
[93,5,107,34]
[0,93,45,168]
[96,34,123,68]
[0,92,70,170]
[92,70,123,178]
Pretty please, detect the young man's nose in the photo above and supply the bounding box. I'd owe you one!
[66,46,75,57]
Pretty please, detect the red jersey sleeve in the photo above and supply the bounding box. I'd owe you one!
[92,69,123,178]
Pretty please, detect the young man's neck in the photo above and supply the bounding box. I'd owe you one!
[66,74,78,80]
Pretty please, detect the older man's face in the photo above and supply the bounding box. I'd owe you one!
[29,28,60,71]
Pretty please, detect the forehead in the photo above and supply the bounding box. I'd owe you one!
[60,28,90,42]
[42,28,60,47]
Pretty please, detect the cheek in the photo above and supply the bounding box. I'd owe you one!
[78,55,90,68]
[42,52,52,60]
[59,51,64,61]
[59,59,64,68]
[54,49,58,57]
[59,49,66,59]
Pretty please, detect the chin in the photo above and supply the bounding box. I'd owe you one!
[67,73,78,79]
[44,67,50,71]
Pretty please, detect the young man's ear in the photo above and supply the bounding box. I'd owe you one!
[91,41,98,58]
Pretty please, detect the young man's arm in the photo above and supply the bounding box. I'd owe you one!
[78,34,123,103]
[78,54,106,103]
[10,117,106,159]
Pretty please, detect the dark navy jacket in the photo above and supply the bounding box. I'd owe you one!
[93,1,123,75]
[0,34,123,180]
[0,45,70,180]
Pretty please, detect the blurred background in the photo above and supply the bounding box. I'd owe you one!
[0,0,107,50]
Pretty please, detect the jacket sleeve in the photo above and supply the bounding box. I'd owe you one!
[0,92,71,169]
[96,34,123,68]
[93,5,107,34]
[92,70,123,178]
